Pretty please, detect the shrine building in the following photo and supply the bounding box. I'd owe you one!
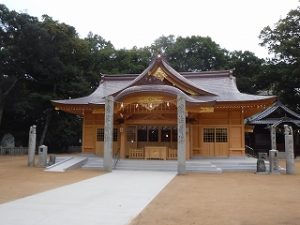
[52,56,276,161]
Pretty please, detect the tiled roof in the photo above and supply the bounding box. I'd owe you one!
[245,101,300,125]
[52,57,275,106]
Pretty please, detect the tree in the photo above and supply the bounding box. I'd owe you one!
[112,47,152,74]
[150,35,176,55]
[0,5,98,149]
[152,35,228,71]
[84,32,115,88]
[0,4,40,127]
[226,51,264,94]
[259,5,300,111]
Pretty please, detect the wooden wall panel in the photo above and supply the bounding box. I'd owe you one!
[96,141,104,156]
[229,111,242,125]
[85,113,104,125]
[83,125,96,153]
[229,126,242,148]
[215,143,229,157]
[229,126,245,156]
[191,125,200,155]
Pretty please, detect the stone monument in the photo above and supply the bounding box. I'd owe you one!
[27,125,36,167]
[256,158,266,173]
[269,149,280,174]
[38,145,48,167]
[256,152,267,174]
[177,95,186,175]
[103,96,114,172]
[0,133,15,148]
[284,125,295,175]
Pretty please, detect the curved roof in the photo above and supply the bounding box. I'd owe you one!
[246,101,300,125]
[114,85,215,104]
[52,56,275,107]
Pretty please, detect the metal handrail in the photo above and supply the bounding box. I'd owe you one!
[245,145,257,158]
[113,149,120,169]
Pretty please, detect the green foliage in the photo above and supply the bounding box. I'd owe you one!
[259,5,300,111]
[45,111,82,152]
[111,47,152,74]
[0,5,109,150]
[152,35,227,71]
[226,51,264,94]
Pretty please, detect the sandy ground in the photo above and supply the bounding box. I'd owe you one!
[1,156,300,225]
[0,155,103,203]
[130,161,300,225]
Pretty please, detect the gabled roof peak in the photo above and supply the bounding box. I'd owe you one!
[246,101,300,124]
[114,56,215,97]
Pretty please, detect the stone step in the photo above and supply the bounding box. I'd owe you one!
[114,160,221,173]
[80,157,276,173]
[45,157,87,172]
[81,157,104,169]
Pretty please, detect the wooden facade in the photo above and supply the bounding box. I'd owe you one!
[52,56,276,159]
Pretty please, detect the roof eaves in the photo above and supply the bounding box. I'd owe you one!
[246,101,279,122]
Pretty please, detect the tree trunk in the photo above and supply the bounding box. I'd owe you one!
[38,109,52,146]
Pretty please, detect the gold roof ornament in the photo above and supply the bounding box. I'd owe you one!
[150,67,168,81]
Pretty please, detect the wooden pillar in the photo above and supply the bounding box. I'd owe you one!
[120,124,126,159]
[104,96,114,172]
[177,95,186,175]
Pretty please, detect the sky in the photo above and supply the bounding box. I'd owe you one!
[1,0,299,58]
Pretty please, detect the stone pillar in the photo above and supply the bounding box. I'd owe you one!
[177,95,186,175]
[270,125,277,150]
[284,125,295,174]
[185,124,190,160]
[269,149,280,174]
[120,124,126,159]
[27,125,36,167]
[104,96,114,172]
[38,145,48,167]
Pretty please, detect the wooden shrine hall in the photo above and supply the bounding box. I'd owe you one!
[52,56,276,167]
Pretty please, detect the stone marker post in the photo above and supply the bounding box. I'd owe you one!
[284,125,295,175]
[104,96,114,172]
[269,149,280,174]
[270,125,277,150]
[177,95,186,175]
[256,153,267,174]
[38,145,48,167]
[256,158,266,173]
[27,125,36,167]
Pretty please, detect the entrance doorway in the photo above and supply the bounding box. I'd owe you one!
[201,127,229,157]
[125,125,178,159]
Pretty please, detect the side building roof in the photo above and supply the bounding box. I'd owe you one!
[245,101,300,126]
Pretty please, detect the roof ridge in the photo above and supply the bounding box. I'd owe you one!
[110,56,216,97]
[246,101,300,123]
[180,69,233,74]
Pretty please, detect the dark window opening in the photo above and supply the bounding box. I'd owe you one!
[137,126,147,142]
[148,126,159,142]
[161,127,171,142]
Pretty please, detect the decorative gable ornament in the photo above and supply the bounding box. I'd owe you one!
[149,67,168,81]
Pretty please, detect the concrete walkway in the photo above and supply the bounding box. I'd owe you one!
[0,171,176,225]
